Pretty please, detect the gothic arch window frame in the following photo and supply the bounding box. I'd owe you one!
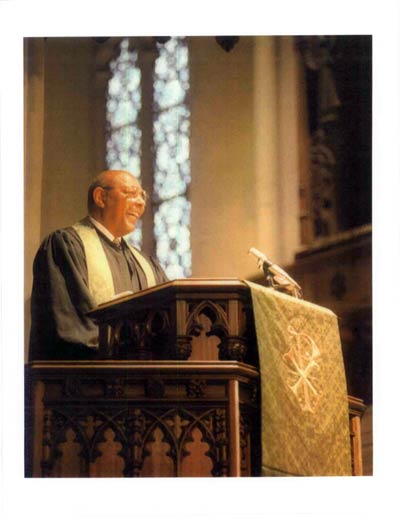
[99,36,192,279]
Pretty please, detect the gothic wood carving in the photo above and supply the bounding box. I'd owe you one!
[106,309,170,359]
[185,300,249,361]
[38,404,233,478]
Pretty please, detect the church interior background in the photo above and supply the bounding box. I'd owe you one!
[24,35,372,474]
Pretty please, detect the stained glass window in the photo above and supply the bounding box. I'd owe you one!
[106,39,142,247]
[106,37,191,278]
[153,37,191,278]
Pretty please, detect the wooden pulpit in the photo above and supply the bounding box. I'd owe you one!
[26,279,365,477]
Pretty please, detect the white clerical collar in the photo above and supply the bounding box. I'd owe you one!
[89,216,121,245]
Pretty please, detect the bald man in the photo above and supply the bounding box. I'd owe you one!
[29,170,168,360]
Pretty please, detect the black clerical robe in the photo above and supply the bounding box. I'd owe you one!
[29,220,168,360]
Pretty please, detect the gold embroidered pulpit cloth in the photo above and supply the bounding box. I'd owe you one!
[245,281,352,476]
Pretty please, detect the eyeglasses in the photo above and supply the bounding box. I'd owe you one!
[102,186,148,203]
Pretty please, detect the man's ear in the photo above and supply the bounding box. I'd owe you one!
[92,186,106,209]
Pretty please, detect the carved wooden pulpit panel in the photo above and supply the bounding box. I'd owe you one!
[26,279,364,477]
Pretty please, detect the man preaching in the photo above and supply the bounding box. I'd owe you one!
[29,170,168,360]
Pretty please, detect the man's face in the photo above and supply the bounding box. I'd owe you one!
[101,172,146,237]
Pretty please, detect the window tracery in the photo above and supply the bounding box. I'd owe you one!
[106,37,191,278]
[106,38,143,246]
[153,37,191,278]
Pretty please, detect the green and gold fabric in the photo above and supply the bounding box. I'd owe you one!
[246,281,352,476]
[73,222,156,306]
[73,222,115,306]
